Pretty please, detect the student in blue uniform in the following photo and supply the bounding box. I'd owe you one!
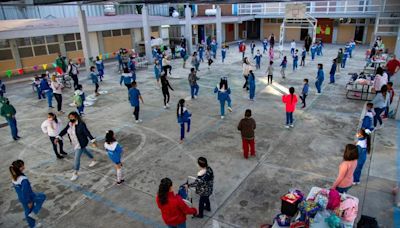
[211,40,218,59]
[95,56,104,81]
[10,160,46,228]
[214,77,233,119]
[74,84,86,116]
[315,63,324,94]
[310,43,317,61]
[90,66,100,96]
[262,38,268,54]
[342,49,349,69]
[299,78,309,108]
[361,103,375,131]
[129,81,144,123]
[198,43,205,62]
[352,128,371,185]
[329,58,337,84]
[253,50,263,69]
[300,47,306,67]
[128,56,136,74]
[248,70,256,101]
[104,130,125,185]
[221,46,227,63]
[177,99,191,143]
[292,49,299,71]
[316,41,323,56]
[153,60,161,87]
[40,75,53,108]
[120,68,134,90]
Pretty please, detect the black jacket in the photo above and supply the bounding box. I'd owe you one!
[59,121,94,148]
[189,167,214,197]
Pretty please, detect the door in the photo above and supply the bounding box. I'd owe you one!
[300,28,308,40]
[246,19,260,39]
[198,25,205,43]
[354,26,364,43]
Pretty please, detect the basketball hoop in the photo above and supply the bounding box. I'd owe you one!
[285,3,306,19]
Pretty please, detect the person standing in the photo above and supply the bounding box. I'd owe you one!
[210,39,218,59]
[90,66,100,96]
[300,47,306,67]
[56,54,67,73]
[250,41,256,56]
[156,178,198,228]
[266,61,274,84]
[104,130,125,185]
[332,144,358,193]
[10,160,46,228]
[315,63,324,95]
[162,55,172,75]
[120,68,134,90]
[73,84,85,116]
[205,48,213,69]
[198,42,205,62]
[292,49,299,71]
[290,40,296,56]
[336,48,343,73]
[170,42,176,59]
[253,50,262,69]
[161,72,174,109]
[188,68,200,99]
[56,111,98,181]
[282,87,298,128]
[372,85,390,129]
[310,43,317,61]
[50,74,64,114]
[269,33,275,49]
[1,98,20,140]
[188,157,214,218]
[239,42,246,59]
[214,77,232,119]
[237,109,256,159]
[248,70,256,101]
[40,75,53,108]
[95,56,105,81]
[0,79,6,97]
[242,57,253,90]
[280,56,287,79]
[67,60,79,89]
[299,79,309,109]
[262,38,268,54]
[177,99,191,143]
[353,129,371,185]
[329,59,337,84]
[221,45,227,63]
[304,34,312,52]
[128,81,144,123]
[191,52,200,71]
[41,112,67,159]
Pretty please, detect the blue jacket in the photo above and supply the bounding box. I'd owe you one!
[177,109,191,123]
[105,142,123,164]
[301,50,306,57]
[361,111,374,131]
[221,49,226,58]
[330,63,337,75]
[180,49,186,58]
[90,72,98,84]
[317,69,324,81]
[95,60,104,70]
[59,121,95,148]
[293,54,298,61]
[263,40,268,47]
[12,175,35,206]
[254,54,262,63]
[280,60,287,68]
[116,54,122,62]
[128,60,136,72]
[40,79,51,91]
[311,46,317,54]
[128,87,141,107]
[120,73,133,85]
[302,83,309,95]
[214,87,231,101]
[248,73,256,88]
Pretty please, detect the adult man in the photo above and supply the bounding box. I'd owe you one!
[386,55,400,82]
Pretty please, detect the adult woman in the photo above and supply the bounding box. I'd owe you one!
[41,112,67,159]
[188,157,214,218]
[373,67,388,92]
[156,178,197,228]
[56,111,97,181]
[10,160,46,228]
[50,74,64,114]
[372,85,390,128]
[242,57,254,91]
[332,144,358,193]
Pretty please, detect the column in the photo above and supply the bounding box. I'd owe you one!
[97,31,105,55]
[260,19,264,40]
[57,34,67,56]
[77,6,92,73]
[142,4,153,61]
[395,25,400,58]
[362,21,369,44]
[130,28,136,52]
[332,26,338,44]
[216,5,222,46]
[9,39,22,69]
[184,4,193,53]
[234,23,239,40]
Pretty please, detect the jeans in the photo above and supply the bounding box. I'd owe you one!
[180,120,191,140]
[168,222,186,228]
[36,87,44,99]
[162,88,170,106]
[198,195,211,217]
[53,93,62,111]
[293,60,298,71]
[45,90,53,107]
[336,186,351,193]
[256,62,260,69]
[49,136,64,156]
[23,192,46,228]
[300,57,305,66]
[286,112,293,125]
[374,107,385,127]
[249,86,255,99]
[300,94,307,107]
[353,146,367,183]
[315,80,323,93]
[133,105,140,120]
[242,138,255,158]
[290,48,294,55]
[281,67,286,78]
[77,105,85,115]
[190,84,199,98]
[74,147,94,171]
[330,73,335,83]
[70,74,79,89]
[341,59,347,68]
[6,117,18,139]
[311,52,315,60]
[263,46,267,53]
[219,98,232,116]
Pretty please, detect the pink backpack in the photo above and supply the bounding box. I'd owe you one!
[327,189,340,210]
[340,198,358,222]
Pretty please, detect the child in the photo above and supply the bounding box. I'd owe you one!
[336,48,343,73]
[268,46,274,60]
[221,46,227,63]
[74,84,85,116]
[161,72,174,109]
[198,43,205,62]
[188,68,200,99]
[349,40,356,58]
[33,76,44,100]
[361,103,375,131]
[180,48,187,68]
[353,129,371,185]
[290,40,296,56]
[128,81,144,123]
[214,77,232,119]
[206,48,213,69]
[385,81,394,118]
[300,47,306,67]
[280,56,287,79]
[262,38,268,54]
[237,109,256,159]
[128,56,136,74]
[248,70,256,101]
[10,160,46,228]
[162,55,172,75]
[315,63,324,94]
[329,59,337,84]
[40,75,53,108]
[342,49,349,69]
[299,79,309,108]
[292,49,299,71]
[95,56,104,81]
[310,43,317,61]
[153,60,161,87]
[104,130,124,185]
[90,66,100,96]
[282,87,298,128]
[266,61,274,84]
[317,41,323,56]
[253,50,262,69]
[211,39,218,59]
[177,99,191,143]
[250,41,256,56]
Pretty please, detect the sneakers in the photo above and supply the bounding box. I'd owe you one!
[227,107,233,112]
[166,103,170,108]
[88,160,97,167]
[135,119,143,123]
[221,116,224,119]
[316,92,321,95]
[194,95,198,99]
[290,124,294,128]
[352,182,360,186]
[28,212,40,220]
[71,173,79,181]
[285,125,290,129]
[35,222,42,228]
[163,106,167,109]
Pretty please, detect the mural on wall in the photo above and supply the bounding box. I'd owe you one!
[316,18,334,43]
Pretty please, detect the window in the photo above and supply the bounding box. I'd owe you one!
[18,47,34,58]
[64,33,75,41]
[16,35,63,57]
[102,30,112,37]
[46,35,58,43]
[122,29,130,35]
[77,41,82,50]
[0,49,12,60]
[65,42,77,51]
[63,33,81,52]
[31,36,45,45]
[0,40,10,49]
[151,27,158,32]
[47,44,60,54]
[112,29,121,36]
[103,29,131,37]
[16,38,31,46]
[33,46,47,55]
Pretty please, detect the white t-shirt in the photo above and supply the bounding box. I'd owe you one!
[41,119,62,137]
[291,41,296,49]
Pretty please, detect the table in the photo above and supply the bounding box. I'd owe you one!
[346,82,374,101]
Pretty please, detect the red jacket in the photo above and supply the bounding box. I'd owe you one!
[156,192,197,226]
[282,94,298,112]
[239,44,246,53]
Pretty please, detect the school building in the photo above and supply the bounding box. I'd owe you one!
[0,0,399,77]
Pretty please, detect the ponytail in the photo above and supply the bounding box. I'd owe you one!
[177,99,185,118]
[158,178,172,205]
[48,112,58,124]
[10,160,24,181]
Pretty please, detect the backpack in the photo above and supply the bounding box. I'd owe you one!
[327,189,340,210]
[73,94,83,107]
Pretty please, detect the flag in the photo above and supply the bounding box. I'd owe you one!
[33,65,38,71]
[6,70,12,78]
[42,64,48,70]
[18,68,23,75]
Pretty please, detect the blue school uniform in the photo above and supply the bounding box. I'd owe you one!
[342,52,349,68]
[95,60,104,77]
[177,107,191,140]
[90,72,99,84]
[221,48,227,62]
[104,142,123,164]
[361,110,374,131]
[154,64,161,79]
[317,43,323,56]
[263,40,268,53]
[310,46,316,60]
[330,62,337,83]
[214,86,232,116]
[353,137,368,183]
[12,175,46,228]
[248,73,256,99]
[180,48,186,59]
[120,73,134,86]
[293,54,298,71]
[40,78,53,107]
[253,54,262,69]
[211,43,218,58]
[128,87,141,107]
[315,69,324,93]
[128,60,136,72]
[198,47,204,61]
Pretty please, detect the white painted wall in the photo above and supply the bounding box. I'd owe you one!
[89,32,100,57]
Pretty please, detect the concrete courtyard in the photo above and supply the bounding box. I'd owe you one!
[0,43,398,228]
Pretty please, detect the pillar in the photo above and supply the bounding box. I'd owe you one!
[9,39,22,69]
[57,34,67,56]
[234,23,239,40]
[184,4,193,53]
[332,26,338,44]
[260,19,264,40]
[97,31,105,55]
[395,25,400,57]
[216,5,222,46]
[77,6,92,73]
[142,4,153,61]
[130,28,136,52]
[362,21,369,44]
